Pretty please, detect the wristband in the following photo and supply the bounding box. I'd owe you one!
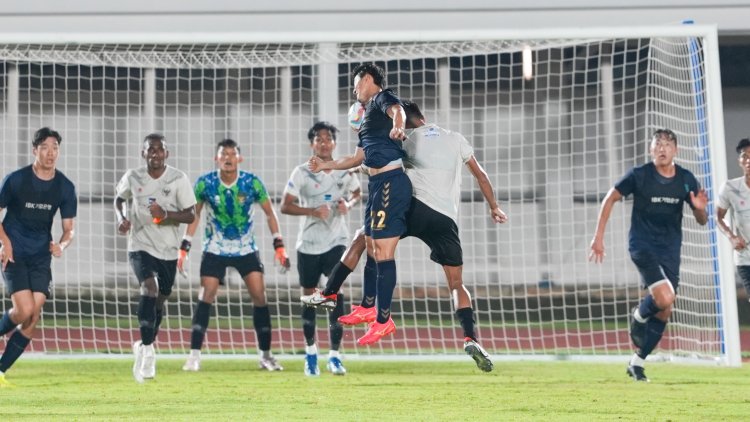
[180,239,192,252]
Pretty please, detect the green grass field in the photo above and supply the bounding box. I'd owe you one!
[3,359,750,421]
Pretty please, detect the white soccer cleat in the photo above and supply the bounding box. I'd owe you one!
[326,356,346,376]
[258,355,284,371]
[300,289,337,309]
[304,353,320,377]
[132,341,144,383]
[140,344,156,379]
[182,355,201,372]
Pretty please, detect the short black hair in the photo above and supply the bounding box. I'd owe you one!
[307,121,339,143]
[352,63,386,88]
[143,133,166,149]
[33,127,62,147]
[651,129,677,145]
[402,100,424,121]
[217,138,241,154]
[736,138,750,154]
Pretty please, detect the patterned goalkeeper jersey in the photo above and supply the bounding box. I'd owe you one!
[194,170,269,256]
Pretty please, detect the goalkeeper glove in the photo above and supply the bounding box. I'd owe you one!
[273,236,291,274]
[177,238,191,277]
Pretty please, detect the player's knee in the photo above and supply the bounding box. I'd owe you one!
[140,279,159,297]
[199,286,219,303]
[250,293,267,307]
[653,290,675,309]
[12,305,35,323]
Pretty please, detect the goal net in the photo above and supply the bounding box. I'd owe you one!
[0,26,738,365]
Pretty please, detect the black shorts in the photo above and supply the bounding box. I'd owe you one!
[128,251,178,297]
[2,253,53,298]
[736,266,750,297]
[403,197,463,266]
[629,249,680,289]
[200,251,264,284]
[297,245,346,289]
[364,168,412,239]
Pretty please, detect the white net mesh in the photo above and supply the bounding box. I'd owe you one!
[0,33,733,362]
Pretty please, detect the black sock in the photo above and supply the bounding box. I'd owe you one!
[253,306,272,352]
[153,309,164,340]
[190,301,212,350]
[301,306,317,347]
[0,311,16,337]
[323,262,353,296]
[637,318,667,359]
[456,307,476,341]
[329,293,345,351]
[360,256,377,308]
[638,295,662,320]
[0,331,31,373]
[137,296,157,346]
[375,259,397,324]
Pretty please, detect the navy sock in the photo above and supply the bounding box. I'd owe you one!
[375,259,397,324]
[0,311,16,337]
[456,307,477,341]
[360,256,377,308]
[301,306,317,346]
[253,306,272,352]
[190,301,212,350]
[329,293,345,351]
[637,318,667,359]
[322,262,353,297]
[153,309,164,339]
[638,294,662,320]
[0,331,31,373]
[137,296,157,346]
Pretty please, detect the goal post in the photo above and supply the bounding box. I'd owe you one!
[0,24,739,366]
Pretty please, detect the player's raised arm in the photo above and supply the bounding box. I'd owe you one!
[589,187,623,263]
[465,156,507,224]
[386,103,407,141]
[309,147,365,173]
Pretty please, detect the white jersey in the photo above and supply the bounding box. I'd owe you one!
[115,165,197,260]
[283,164,360,255]
[403,124,474,223]
[718,177,750,265]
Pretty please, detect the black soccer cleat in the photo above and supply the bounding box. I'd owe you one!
[626,365,649,382]
[629,307,647,348]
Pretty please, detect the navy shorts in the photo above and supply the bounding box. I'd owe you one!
[629,249,680,289]
[297,245,346,289]
[2,253,53,298]
[200,251,264,284]
[736,266,750,297]
[403,198,463,266]
[128,251,178,297]
[364,168,412,239]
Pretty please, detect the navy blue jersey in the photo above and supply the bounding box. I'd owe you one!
[357,89,406,169]
[0,165,77,258]
[615,162,699,255]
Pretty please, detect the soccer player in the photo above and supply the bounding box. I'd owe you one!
[589,129,708,382]
[717,138,750,300]
[303,101,507,372]
[308,63,411,345]
[180,139,289,372]
[281,122,361,376]
[0,128,77,387]
[115,133,197,382]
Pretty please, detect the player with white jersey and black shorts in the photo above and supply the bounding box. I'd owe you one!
[281,121,361,376]
[115,133,197,383]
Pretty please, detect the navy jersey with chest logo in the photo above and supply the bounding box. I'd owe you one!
[615,162,698,255]
[0,165,77,258]
[357,89,406,169]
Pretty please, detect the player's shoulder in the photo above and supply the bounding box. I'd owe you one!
[5,165,32,181]
[54,169,76,189]
[238,170,264,188]
[196,170,218,184]
[674,163,698,182]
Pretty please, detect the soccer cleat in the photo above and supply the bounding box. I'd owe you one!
[132,341,144,383]
[300,289,337,309]
[626,365,649,382]
[464,338,494,372]
[140,344,156,379]
[338,305,377,326]
[182,355,201,372]
[629,307,647,348]
[304,353,320,376]
[0,372,13,388]
[258,355,284,371]
[357,317,396,345]
[326,356,346,375]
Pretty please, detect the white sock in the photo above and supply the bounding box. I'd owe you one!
[633,308,649,323]
[143,344,155,353]
[629,353,645,367]
[328,350,341,359]
[190,349,201,358]
[305,344,318,355]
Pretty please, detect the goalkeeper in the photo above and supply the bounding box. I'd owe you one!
[180,139,288,372]
[303,101,507,372]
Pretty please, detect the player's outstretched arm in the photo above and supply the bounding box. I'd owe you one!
[690,189,709,226]
[717,206,747,250]
[386,104,407,141]
[280,193,330,220]
[50,218,75,258]
[465,156,507,223]
[589,187,622,263]
[308,147,365,173]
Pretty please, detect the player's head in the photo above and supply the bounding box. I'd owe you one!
[216,138,243,172]
[142,133,169,170]
[649,129,677,167]
[32,127,62,170]
[352,63,386,104]
[308,121,338,160]
[735,138,750,175]
[402,101,425,129]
